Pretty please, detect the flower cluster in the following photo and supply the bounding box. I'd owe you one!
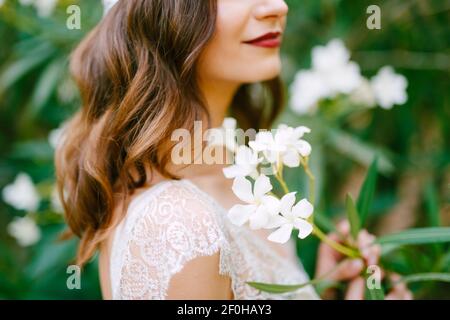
[1,124,67,247]
[2,173,42,246]
[13,0,58,18]
[290,39,408,114]
[222,120,315,244]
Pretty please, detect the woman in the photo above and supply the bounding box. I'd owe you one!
[55,0,411,300]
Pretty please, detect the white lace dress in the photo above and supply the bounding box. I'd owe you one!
[109,179,320,300]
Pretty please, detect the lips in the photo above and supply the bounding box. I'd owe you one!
[243,31,282,48]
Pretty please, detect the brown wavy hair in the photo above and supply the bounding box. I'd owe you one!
[55,0,285,266]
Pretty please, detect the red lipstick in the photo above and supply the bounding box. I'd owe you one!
[243,32,282,48]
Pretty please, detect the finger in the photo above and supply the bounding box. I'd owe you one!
[318,232,344,260]
[315,230,349,278]
[315,242,341,278]
[362,244,381,266]
[336,220,350,237]
[358,230,380,266]
[328,258,365,281]
[386,287,413,300]
[345,276,365,300]
[358,230,376,252]
[386,273,414,300]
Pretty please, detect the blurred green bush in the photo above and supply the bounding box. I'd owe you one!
[0,0,448,299]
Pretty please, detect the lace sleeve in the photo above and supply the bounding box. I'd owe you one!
[116,182,231,300]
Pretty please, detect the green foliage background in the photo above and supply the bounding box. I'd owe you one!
[0,0,448,299]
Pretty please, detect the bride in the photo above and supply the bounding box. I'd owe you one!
[55,0,411,300]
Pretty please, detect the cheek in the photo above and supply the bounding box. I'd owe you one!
[199,3,282,83]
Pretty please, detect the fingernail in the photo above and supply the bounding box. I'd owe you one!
[351,259,364,271]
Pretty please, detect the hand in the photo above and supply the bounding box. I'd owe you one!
[315,220,413,300]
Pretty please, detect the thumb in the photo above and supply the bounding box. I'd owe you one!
[327,258,364,281]
[345,276,366,300]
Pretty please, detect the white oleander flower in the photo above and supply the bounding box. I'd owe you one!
[2,173,41,212]
[51,185,64,214]
[7,216,41,247]
[207,117,238,153]
[290,70,328,114]
[350,77,376,108]
[223,145,261,179]
[371,66,408,109]
[228,175,280,230]
[312,39,362,97]
[48,123,67,149]
[312,39,351,72]
[249,125,311,168]
[266,192,314,244]
[19,0,58,17]
[290,39,363,115]
[249,131,286,164]
[275,124,312,167]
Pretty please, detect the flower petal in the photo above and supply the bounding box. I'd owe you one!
[261,195,281,215]
[292,198,314,219]
[232,176,254,203]
[279,192,296,216]
[235,146,257,166]
[228,204,256,226]
[249,205,270,230]
[293,219,313,239]
[253,174,272,199]
[223,165,244,179]
[265,214,288,229]
[293,126,311,138]
[282,149,300,168]
[295,140,312,157]
[267,223,294,244]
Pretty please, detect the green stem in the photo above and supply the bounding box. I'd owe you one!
[277,173,290,194]
[273,163,289,194]
[313,225,360,258]
[301,157,316,205]
[273,164,360,259]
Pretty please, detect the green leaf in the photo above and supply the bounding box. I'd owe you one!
[345,194,360,240]
[365,286,385,300]
[325,127,394,175]
[247,278,318,294]
[357,157,378,226]
[364,268,385,300]
[424,182,441,227]
[399,273,450,285]
[313,210,336,233]
[0,42,55,93]
[9,140,54,161]
[29,58,65,116]
[377,227,450,249]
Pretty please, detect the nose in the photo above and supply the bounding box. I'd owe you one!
[254,0,289,20]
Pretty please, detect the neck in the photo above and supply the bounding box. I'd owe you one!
[198,77,240,128]
[140,79,241,184]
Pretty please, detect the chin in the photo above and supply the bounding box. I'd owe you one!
[245,61,282,82]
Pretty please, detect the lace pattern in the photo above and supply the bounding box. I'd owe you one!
[110,179,319,300]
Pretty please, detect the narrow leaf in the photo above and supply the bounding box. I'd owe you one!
[399,273,450,285]
[346,194,360,240]
[357,157,378,226]
[365,286,385,300]
[424,182,441,227]
[29,58,64,115]
[325,127,394,174]
[247,278,319,294]
[377,227,450,248]
[365,268,385,300]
